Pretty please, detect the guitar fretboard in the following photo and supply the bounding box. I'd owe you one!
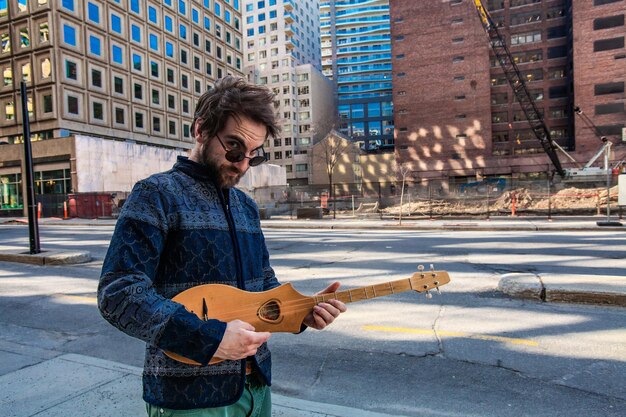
[313,273,446,304]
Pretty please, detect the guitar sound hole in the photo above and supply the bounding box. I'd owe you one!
[258,300,281,322]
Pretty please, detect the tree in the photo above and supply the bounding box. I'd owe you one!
[314,132,352,219]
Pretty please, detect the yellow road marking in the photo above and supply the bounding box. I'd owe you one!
[362,325,539,347]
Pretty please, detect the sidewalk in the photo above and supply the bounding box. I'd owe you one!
[1,214,625,231]
[0,348,395,417]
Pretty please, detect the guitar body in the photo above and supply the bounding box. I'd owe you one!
[166,283,315,366]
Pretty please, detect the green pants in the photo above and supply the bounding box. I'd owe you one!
[146,380,271,417]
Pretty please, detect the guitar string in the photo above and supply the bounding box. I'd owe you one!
[187,277,444,323]
[191,277,444,322]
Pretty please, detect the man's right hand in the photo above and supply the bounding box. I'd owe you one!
[214,320,271,360]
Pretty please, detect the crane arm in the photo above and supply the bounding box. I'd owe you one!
[473,0,566,177]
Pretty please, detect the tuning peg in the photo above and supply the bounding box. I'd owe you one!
[435,287,441,295]
[418,264,424,272]
[425,290,432,299]
[429,264,435,271]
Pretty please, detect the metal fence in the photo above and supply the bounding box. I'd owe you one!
[249,176,622,220]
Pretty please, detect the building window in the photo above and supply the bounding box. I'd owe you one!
[134,83,143,100]
[87,3,100,24]
[91,69,102,88]
[131,25,141,43]
[89,35,101,56]
[151,61,159,78]
[62,0,74,12]
[149,6,158,23]
[130,0,140,14]
[135,112,144,128]
[594,37,625,52]
[43,95,53,113]
[65,60,77,80]
[39,22,50,44]
[596,103,624,115]
[169,120,176,135]
[594,15,624,30]
[114,107,125,124]
[111,14,122,34]
[153,116,161,132]
[92,102,104,120]
[595,82,624,95]
[296,164,307,172]
[112,45,123,64]
[114,76,124,94]
[19,28,30,48]
[67,95,79,114]
[21,63,31,82]
[132,54,142,71]
[63,24,77,46]
[152,89,160,104]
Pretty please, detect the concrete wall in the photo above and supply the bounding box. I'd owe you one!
[74,135,186,192]
[238,163,287,191]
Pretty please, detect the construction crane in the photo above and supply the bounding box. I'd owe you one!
[560,106,615,180]
[473,0,566,177]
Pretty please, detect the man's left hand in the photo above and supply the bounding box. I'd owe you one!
[303,282,347,330]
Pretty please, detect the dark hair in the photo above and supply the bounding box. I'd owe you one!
[192,76,279,140]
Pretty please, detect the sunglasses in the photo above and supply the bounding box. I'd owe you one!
[214,134,267,167]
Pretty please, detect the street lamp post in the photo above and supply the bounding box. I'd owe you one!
[20,82,41,254]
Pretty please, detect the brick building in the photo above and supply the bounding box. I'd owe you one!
[390,0,625,184]
[573,0,626,151]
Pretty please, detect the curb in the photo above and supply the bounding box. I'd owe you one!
[0,250,91,265]
[498,273,626,307]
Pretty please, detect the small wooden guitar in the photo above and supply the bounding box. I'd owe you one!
[166,267,450,365]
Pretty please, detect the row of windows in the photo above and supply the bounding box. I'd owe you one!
[338,102,393,119]
[1,49,231,94]
[0,91,195,143]
[58,0,240,29]
[58,19,242,70]
[64,92,193,137]
[491,85,569,105]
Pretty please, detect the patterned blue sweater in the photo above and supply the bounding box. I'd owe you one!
[98,156,280,409]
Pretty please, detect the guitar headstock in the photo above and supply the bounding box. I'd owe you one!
[410,264,451,298]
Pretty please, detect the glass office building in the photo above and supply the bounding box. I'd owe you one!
[320,0,394,151]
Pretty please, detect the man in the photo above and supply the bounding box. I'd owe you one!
[98,76,346,416]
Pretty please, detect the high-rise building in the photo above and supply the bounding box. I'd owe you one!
[320,0,394,151]
[391,0,624,182]
[243,0,335,185]
[572,0,625,149]
[0,0,243,216]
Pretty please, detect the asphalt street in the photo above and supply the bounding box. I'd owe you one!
[0,224,625,416]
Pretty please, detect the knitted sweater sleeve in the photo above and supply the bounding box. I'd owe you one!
[97,179,226,365]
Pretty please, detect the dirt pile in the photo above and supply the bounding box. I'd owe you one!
[381,186,618,215]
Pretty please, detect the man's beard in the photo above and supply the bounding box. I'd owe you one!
[199,144,244,189]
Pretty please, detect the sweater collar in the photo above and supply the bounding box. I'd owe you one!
[174,156,217,184]
[174,156,232,199]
